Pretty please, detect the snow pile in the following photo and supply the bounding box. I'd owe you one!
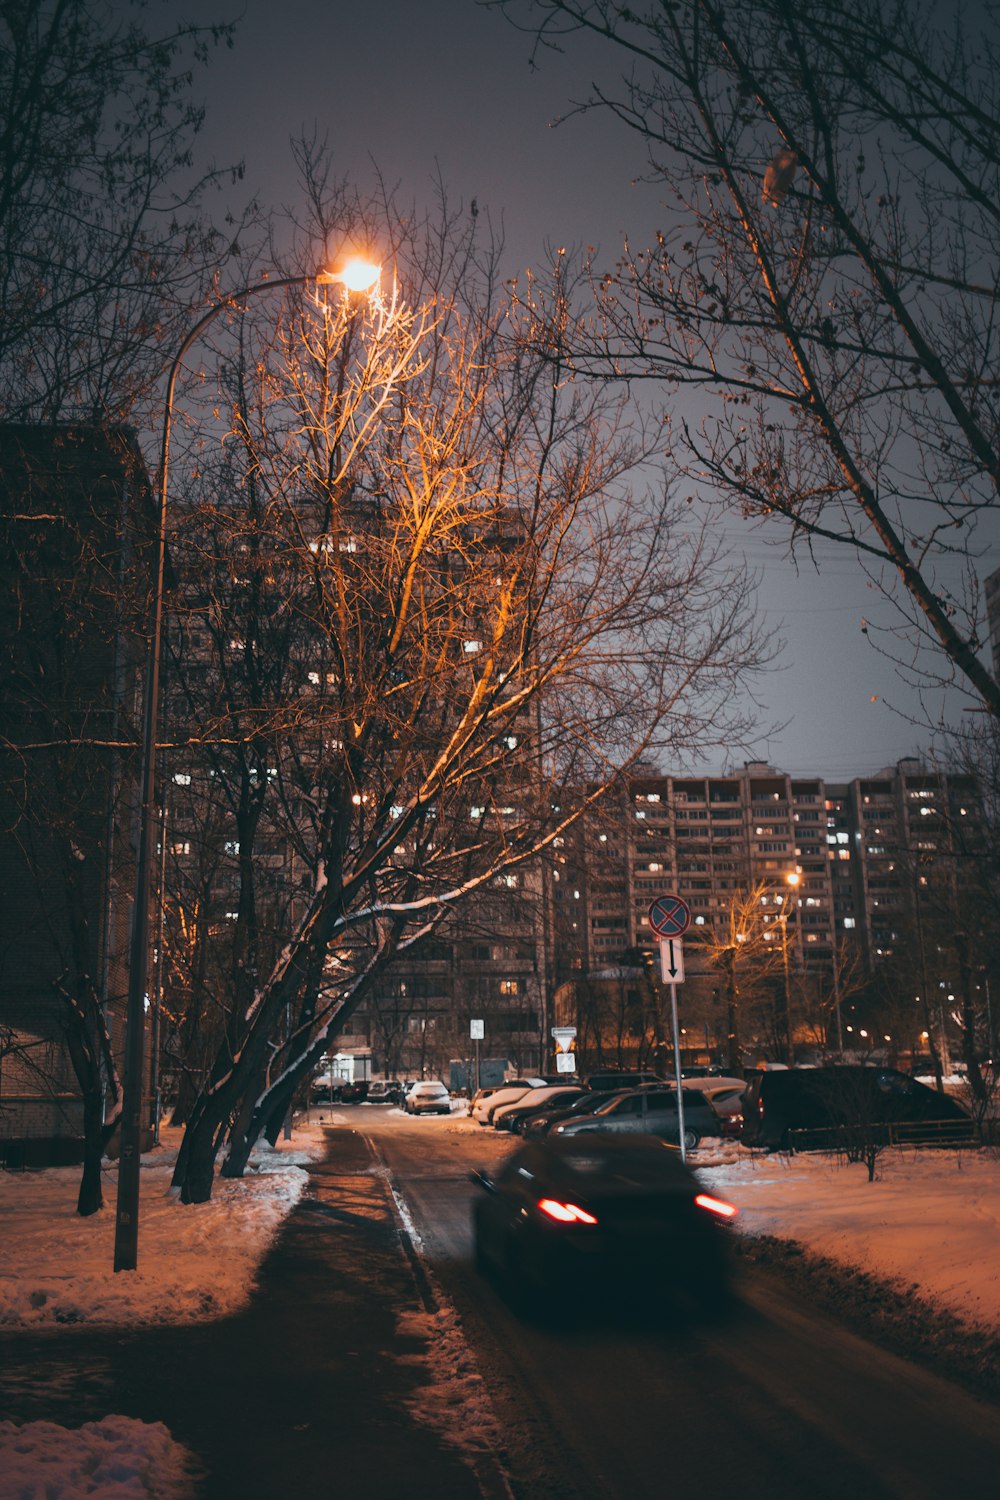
[697,1144,1000,1330]
[0,1124,326,1329]
[0,1415,199,1500]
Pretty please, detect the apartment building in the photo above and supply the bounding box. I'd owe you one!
[568,758,980,983]
[0,424,152,1161]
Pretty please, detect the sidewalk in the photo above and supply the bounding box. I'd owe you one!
[0,1128,502,1499]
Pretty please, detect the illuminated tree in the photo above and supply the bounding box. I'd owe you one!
[163,179,770,1201]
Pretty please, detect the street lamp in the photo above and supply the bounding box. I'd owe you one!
[113,258,380,1272]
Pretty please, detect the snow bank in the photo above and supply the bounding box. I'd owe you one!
[0,1124,326,1330]
[696,1142,1000,1331]
[0,1415,199,1500]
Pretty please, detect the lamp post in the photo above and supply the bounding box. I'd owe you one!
[113,258,380,1272]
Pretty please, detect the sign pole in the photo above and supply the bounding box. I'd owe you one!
[648,894,692,1163]
[669,979,687,1163]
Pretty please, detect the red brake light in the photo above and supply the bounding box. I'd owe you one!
[537,1198,598,1225]
[695,1193,738,1220]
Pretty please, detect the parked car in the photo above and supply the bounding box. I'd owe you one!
[337,1081,369,1105]
[522,1089,632,1136]
[472,1078,548,1126]
[404,1080,452,1116]
[366,1080,403,1105]
[553,1086,721,1149]
[506,1088,591,1135]
[740,1065,974,1150]
[689,1082,747,1140]
[467,1084,512,1117]
[491,1085,586,1131]
[470,1134,738,1312]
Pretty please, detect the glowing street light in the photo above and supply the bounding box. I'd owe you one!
[327,256,382,293]
[114,258,380,1272]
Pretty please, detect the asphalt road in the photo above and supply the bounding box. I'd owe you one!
[355,1106,1000,1500]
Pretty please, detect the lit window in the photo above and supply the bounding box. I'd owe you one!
[463,640,482,654]
[173,772,191,786]
[499,979,519,996]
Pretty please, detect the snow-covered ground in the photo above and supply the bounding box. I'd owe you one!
[694,1139,1000,1331]
[0,1124,327,1500]
[0,1124,326,1329]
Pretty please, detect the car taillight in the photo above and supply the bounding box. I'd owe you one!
[694,1193,738,1220]
[537,1198,598,1225]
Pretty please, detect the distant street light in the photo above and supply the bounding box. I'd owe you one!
[113,258,380,1272]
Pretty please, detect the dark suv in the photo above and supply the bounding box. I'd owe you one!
[740,1066,973,1150]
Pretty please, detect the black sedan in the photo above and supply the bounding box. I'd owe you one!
[470,1134,738,1316]
[520,1088,630,1136]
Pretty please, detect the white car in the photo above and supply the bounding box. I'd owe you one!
[472,1078,548,1126]
[404,1080,452,1116]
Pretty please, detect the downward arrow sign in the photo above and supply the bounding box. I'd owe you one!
[658,936,685,984]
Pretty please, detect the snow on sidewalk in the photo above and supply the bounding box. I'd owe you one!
[0,1124,327,1499]
[0,1124,326,1329]
[0,1415,200,1500]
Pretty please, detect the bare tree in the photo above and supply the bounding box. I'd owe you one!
[693,881,784,1067]
[0,0,254,425]
[159,166,769,1201]
[495,0,1000,718]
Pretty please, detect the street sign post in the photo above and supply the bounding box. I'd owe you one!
[659,936,685,984]
[551,1026,578,1075]
[648,894,691,1162]
[470,1019,484,1094]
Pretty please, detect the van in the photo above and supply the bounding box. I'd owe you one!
[740,1066,973,1150]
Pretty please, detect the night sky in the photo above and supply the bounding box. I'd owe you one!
[154,0,981,778]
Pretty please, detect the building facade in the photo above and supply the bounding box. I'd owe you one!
[0,424,152,1161]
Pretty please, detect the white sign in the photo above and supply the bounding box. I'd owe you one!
[555,1053,577,1073]
[550,1026,577,1053]
[470,1019,485,1040]
[659,937,685,985]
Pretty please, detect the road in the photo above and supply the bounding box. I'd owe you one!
[351,1106,1000,1500]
